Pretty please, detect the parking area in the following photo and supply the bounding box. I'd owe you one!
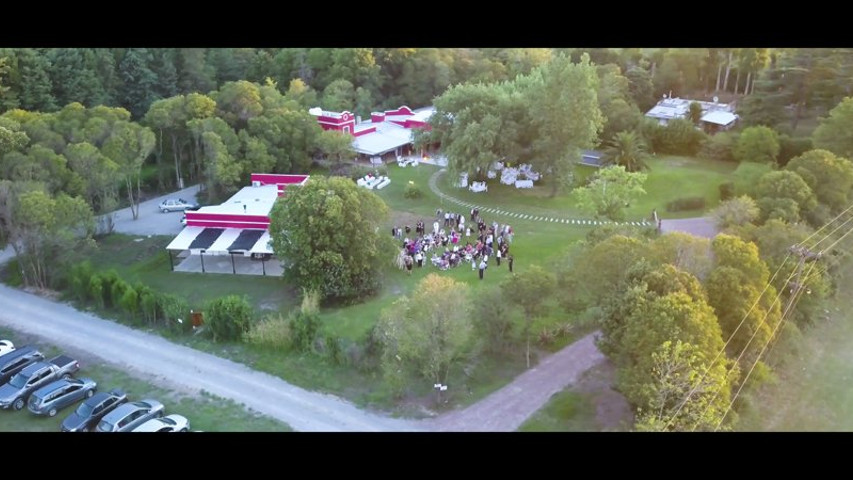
[172,251,284,277]
[107,184,201,236]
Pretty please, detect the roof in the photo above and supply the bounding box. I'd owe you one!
[645,97,735,120]
[166,226,273,255]
[579,149,604,167]
[351,121,414,155]
[193,184,279,217]
[701,110,738,126]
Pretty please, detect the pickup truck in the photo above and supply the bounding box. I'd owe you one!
[0,355,80,410]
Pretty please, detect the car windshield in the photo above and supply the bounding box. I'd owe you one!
[8,373,27,389]
[96,421,113,432]
[76,402,94,417]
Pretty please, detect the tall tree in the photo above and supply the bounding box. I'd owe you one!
[528,53,604,197]
[786,149,853,212]
[118,48,157,118]
[501,264,556,368]
[268,176,392,302]
[101,121,155,219]
[813,96,853,160]
[603,131,650,172]
[734,126,780,164]
[377,274,475,395]
[572,165,647,220]
[17,48,57,112]
[177,48,216,94]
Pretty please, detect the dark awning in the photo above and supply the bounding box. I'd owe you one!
[189,228,224,250]
[228,229,265,252]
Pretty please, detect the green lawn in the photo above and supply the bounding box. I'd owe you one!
[736,257,853,431]
[518,391,599,432]
[0,328,289,432]
[433,156,737,220]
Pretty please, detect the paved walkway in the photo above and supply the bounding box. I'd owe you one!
[427,169,654,228]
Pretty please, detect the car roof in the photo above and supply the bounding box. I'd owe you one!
[0,345,37,362]
[32,379,71,397]
[19,360,47,376]
[102,399,158,421]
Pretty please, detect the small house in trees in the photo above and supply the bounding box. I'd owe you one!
[645,96,736,131]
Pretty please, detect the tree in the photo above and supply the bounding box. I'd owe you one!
[528,53,604,197]
[212,80,263,130]
[572,165,647,221]
[471,285,517,354]
[754,170,816,222]
[734,126,780,164]
[706,234,781,364]
[712,195,760,229]
[16,49,57,112]
[688,102,703,125]
[501,265,556,368]
[268,176,392,302]
[786,149,853,212]
[205,295,253,342]
[7,188,95,289]
[177,48,216,94]
[647,232,713,282]
[569,234,647,307]
[284,78,319,109]
[603,130,650,172]
[322,79,356,112]
[625,66,655,112]
[101,121,155,220]
[813,96,853,160]
[376,274,475,395]
[316,130,354,165]
[118,48,157,118]
[634,340,734,432]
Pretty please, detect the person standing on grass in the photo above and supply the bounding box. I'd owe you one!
[415,251,423,268]
[496,247,502,266]
[507,254,514,273]
[478,258,487,280]
[405,255,413,275]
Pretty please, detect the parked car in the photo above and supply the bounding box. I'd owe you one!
[61,389,127,432]
[0,340,14,356]
[95,399,164,432]
[28,377,97,417]
[0,346,45,388]
[132,414,190,432]
[159,198,199,213]
[0,355,80,410]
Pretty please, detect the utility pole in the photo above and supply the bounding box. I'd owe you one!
[785,245,821,313]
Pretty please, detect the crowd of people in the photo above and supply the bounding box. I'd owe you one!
[393,207,515,280]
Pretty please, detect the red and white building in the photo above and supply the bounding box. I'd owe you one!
[309,105,434,159]
[165,173,309,275]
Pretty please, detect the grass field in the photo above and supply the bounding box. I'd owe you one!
[0,327,289,432]
[736,257,853,431]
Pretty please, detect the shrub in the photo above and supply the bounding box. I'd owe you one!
[159,293,191,333]
[119,287,139,322]
[732,161,772,197]
[110,279,129,312]
[403,181,422,199]
[68,261,94,303]
[290,310,322,353]
[206,295,253,342]
[139,290,159,326]
[777,135,813,167]
[88,274,104,309]
[99,270,121,308]
[657,118,707,156]
[666,197,706,212]
[325,334,346,365]
[718,181,735,201]
[699,132,737,163]
[244,312,292,350]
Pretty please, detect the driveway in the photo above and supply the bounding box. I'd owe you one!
[0,283,422,432]
[660,216,719,239]
[108,184,201,236]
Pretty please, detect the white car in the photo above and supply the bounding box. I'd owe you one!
[159,198,199,213]
[0,340,14,357]
[132,413,190,432]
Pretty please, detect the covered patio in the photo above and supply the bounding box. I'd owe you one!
[165,227,283,276]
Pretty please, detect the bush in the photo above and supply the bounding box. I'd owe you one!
[119,287,139,322]
[244,312,292,350]
[666,197,706,212]
[109,279,129,312]
[657,118,707,156]
[206,295,253,342]
[68,261,94,303]
[88,274,104,309]
[403,181,422,199]
[732,161,772,197]
[778,135,813,167]
[719,182,735,201]
[99,270,121,309]
[699,132,737,163]
[159,293,192,333]
[325,334,346,365]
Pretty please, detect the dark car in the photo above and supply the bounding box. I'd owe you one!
[95,399,164,432]
[61,389,127,432]
[28,377,97,417]
[0,346,44,387]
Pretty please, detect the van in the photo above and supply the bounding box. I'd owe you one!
[0,346,45,387]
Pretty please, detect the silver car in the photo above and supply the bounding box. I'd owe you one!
[28,377,97,417]
[0,340,14,357]
[95,399,165,432]
[159,198,199,213]
[132,414,190,432]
